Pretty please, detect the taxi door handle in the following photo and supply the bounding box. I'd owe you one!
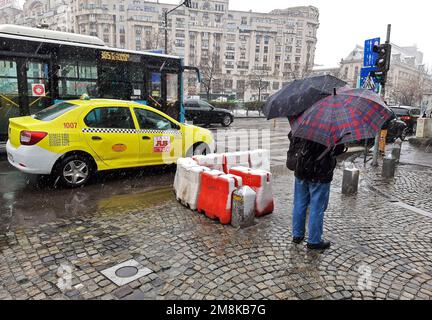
[142,136,151,140]
[92,136,102,141]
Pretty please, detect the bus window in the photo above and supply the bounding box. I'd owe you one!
[26,61,51,113]
[148,72,162,108]
[129,66,144,101]
[166,73,180,120]
[58,60,98,98]
[166,73,179,104]
[0,59,19,141]
[99,64,132,100]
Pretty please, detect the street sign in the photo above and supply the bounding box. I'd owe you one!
[364,37,380,68]
[360,67,380,93]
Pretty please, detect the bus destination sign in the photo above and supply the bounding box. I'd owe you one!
[101,51,130,62]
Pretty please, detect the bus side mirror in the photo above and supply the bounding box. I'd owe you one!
[183,66,201,83]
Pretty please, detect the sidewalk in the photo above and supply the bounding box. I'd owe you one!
[1,163,432,300]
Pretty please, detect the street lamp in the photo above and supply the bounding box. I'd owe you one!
[164,0,192,54]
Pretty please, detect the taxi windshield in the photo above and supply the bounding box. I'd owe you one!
[34,102,79,121]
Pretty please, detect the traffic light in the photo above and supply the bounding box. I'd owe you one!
[370,70,386,85]
[371,43,391,85]
[373,43,392,72]
[183,0,192,8]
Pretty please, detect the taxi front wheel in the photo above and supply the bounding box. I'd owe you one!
[54,154,94,188]
[186,143,210,157]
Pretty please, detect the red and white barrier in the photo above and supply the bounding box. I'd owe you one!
[193,154,224,172]
[229,166,274,217]
[223,151,251,174]
[197,171,242,225]
[249,149,271,172]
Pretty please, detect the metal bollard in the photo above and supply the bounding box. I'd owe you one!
[382,157,396,179]
[342,167,360,195]
[391,138,402,163]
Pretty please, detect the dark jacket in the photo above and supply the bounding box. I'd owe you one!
[289,134,346,184]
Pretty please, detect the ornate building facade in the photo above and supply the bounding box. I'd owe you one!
[1,0,320,101]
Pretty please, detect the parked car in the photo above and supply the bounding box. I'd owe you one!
[184,99,234,127]
[389,106,421,135]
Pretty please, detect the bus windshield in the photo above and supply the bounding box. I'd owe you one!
[34,102,79,121]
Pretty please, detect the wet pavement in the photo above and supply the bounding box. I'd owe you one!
[400,141,432,168]
[1,118,432,300]
[0,118,291,231]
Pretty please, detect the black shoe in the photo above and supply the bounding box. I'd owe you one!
[292,237,305,244]
[307,241,331,250]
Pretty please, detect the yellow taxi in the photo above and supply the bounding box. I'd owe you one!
[6,98,215,187]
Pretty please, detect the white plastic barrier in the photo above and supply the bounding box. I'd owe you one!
[249,149,270,172]
[193,154,224,172]
[231,186,257,228]
[175,164,210,210]
[229,166,274,217]
[174,157,198,194]
[223,151,251,173]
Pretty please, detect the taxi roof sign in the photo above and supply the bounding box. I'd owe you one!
[80,94,91,100]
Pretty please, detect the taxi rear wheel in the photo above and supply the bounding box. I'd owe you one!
[54,154,94,188]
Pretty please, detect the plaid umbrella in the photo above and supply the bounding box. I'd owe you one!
[290,88,393,147]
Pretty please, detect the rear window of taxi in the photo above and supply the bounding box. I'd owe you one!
[34,102,79,121]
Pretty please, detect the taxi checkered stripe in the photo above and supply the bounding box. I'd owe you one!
[82,128,181,135]
[138,130,181,135]
[82,128,137,134]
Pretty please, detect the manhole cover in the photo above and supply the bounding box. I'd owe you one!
[116,266,139,278]
[101,259,153,286]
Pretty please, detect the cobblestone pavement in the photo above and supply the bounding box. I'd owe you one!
[353,152,432,214]
[1,165,432,300]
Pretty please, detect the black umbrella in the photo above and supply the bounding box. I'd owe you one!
[263,75,347,120]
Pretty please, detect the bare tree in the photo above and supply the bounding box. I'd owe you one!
[389,74,427,106]
[199,52,221,101]
[248,66,270,102]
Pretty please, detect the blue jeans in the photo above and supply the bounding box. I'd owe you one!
[292,177,331,245]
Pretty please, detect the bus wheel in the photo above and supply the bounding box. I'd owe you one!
[54,154,94,188]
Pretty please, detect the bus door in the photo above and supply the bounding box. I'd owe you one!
[24,60,52,115]
[0,58,20,142]
[145,70,163,110]
[145,69,181,121]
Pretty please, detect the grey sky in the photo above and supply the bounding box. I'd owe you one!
[160,0,431,67]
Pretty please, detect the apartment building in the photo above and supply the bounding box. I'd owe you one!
[2,0,319,101]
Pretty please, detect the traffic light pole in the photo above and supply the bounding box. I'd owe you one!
[164,1,192,54]
[372,24,391,167]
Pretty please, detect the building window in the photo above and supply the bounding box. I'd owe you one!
[215,4,224,11]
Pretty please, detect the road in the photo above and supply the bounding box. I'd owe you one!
[1,117,432,300]
[0,118,291,231]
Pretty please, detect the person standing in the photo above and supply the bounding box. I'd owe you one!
[288,133,346,250]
